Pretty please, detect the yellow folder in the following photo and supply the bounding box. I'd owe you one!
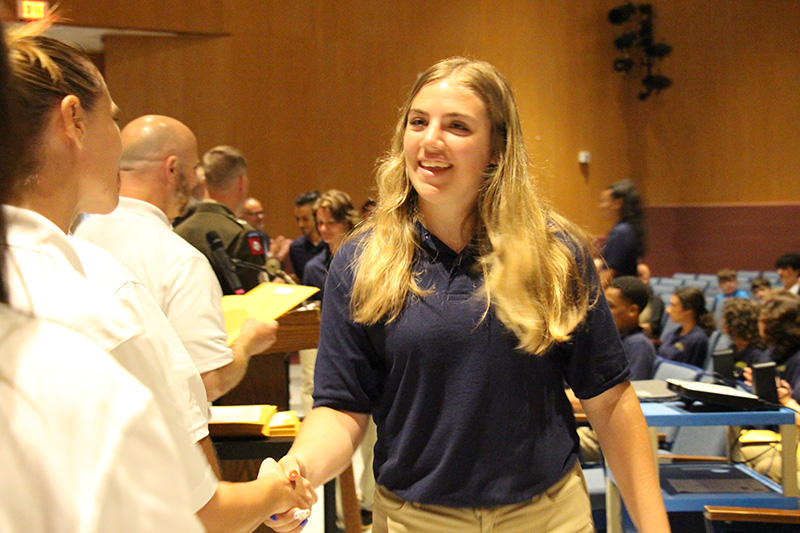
[209,405,301,437]
[222,282,319,344]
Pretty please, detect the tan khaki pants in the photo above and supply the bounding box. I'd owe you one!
[298,348,317,416]
[372,462,594,533]
[358,416,378,511]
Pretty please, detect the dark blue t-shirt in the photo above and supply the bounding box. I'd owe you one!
[733,344,765,379]
[621,328,656,380]
[658,326,709,368]
[302,249,330,301]
[289,235,327,281]
[313,225,630,507]
[602,220,639,277]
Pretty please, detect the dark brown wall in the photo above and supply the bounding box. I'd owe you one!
[645,203,800,276]
[9,0,800,272]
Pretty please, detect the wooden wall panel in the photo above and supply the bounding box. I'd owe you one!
[31,0,798,269]
[103,1,631,239]
[46,0,226,34]
[629,0,800,206]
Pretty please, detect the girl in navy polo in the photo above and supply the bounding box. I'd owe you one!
[273,58,669,533]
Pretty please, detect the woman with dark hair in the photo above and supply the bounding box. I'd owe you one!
[721,297,765,377]
[598,179,646,283]
[659,286,715,367]
[759,292,800,401]
[273,57,668,532]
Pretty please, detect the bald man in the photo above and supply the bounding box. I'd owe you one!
[75,115,276,402]
[76,116,316,532]
[241,197,266,231]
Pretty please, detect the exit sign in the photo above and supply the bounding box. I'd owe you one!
[18,1,49,20]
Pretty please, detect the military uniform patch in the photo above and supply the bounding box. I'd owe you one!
[246,231,265,256]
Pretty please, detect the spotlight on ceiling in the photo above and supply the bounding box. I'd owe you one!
[608,3,671,101]
[613,32,637,51]
[608,3,637,25]
[644,43,673,59]
[613,58,636,73]
[637,74,672,100]
[643,74,672,91]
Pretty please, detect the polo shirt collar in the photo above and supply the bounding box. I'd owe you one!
[4,205,85,276]
[118,196,171,228]
[414,221,478,270]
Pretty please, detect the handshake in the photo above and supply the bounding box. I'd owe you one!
[258,455,317,532]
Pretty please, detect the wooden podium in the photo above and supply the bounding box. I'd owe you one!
[216,307,320,411]
[214,308,320,521]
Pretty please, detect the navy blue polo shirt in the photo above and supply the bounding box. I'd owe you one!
[302,248,330,301]
[603,220,639,277]
[733,345,765,379]
[289,235,328,281]
[313,224,630,507]
[621,328,657,380]
[658,326,709,368]
[781,349,800,403]
[757,347,800,403]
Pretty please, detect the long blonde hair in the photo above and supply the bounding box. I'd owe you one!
[350,57,594,355]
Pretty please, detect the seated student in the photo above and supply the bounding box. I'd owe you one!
[775,253,800,295]
[757,292,800,401]
[715,268,750,307]
[720,298,765,378]
[732,292,800,485]
[659,286,715,367]
[606,276,658,380]
[751,277,773,302]
[576,276,657,462]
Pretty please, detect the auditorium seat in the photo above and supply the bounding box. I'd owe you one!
[704,331,732,370]
[684,279,710,291]
[697,274,718,285]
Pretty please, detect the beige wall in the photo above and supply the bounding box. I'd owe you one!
[9,0,800,246]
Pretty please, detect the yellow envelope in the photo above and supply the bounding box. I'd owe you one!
[222,282,319,344]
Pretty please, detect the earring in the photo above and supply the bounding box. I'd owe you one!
[24,173,40,189]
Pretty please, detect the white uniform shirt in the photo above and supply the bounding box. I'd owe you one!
[0,306,204,533]
[74,197,233,374]
[4,205,217,511]
[70,237,210,442]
